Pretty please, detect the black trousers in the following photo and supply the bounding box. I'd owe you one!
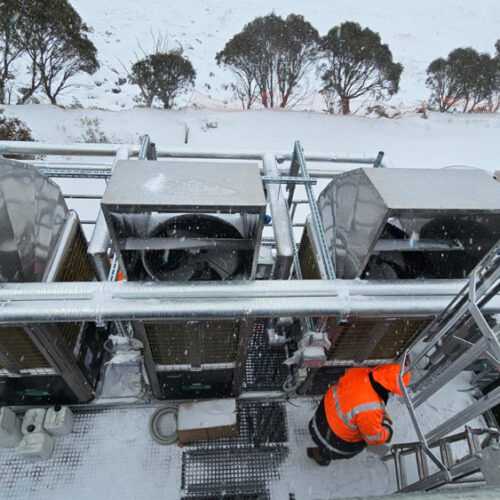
[308,396,365,460]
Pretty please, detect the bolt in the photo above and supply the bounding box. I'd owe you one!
[492,444,500,451]
[476,452,483,459]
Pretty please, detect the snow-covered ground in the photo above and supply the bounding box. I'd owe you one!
[4,104,500,173]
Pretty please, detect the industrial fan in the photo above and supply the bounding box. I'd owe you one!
[142,214,249,281]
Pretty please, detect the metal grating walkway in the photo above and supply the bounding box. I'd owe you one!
[0,407,175,500]
[181,447,287,496]
[245,322,289,392]
[0,388,478,498]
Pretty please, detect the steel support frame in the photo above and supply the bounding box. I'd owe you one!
[409,243,500,405]
[426,385,500,445]
[399,353,451,484]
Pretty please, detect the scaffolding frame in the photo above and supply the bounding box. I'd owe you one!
[392,240,500,492]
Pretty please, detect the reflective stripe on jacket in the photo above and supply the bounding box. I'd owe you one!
[324,367,389,445]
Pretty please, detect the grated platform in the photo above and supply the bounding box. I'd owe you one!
[245,322,289,392]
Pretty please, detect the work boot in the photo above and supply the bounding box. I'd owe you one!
[307,447,331,466]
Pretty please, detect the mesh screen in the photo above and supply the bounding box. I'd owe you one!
[52,223,93,353]
[0,327,50,369]
[181,447,287,495]
[0,223,94,375]
[328,318,431,361]
[52,224,94,283]
[298,226,321,279]
[145,321,239,365]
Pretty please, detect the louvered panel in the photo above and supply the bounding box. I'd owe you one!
[200,322,239,363]
[52,223,93,352]
[0,326,50,369]
[370,318,431,359]
[144,321,240,366]
[298,226,321,280]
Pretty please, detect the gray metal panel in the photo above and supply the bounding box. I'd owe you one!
[101,160,266,212]
[34,175,68,281]
[318,167,500,278]
[0,159,67,283]
[0,161,36,281]
[318,169,388,278]
[363,167,500,211]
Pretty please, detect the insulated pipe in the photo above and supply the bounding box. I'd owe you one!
[262,151,294,279]
[0,279,468,301]
[2,280,500,324]
[87,146,130,281]
[0,295,494,324]
[0,141,385,167]
[0,142,140,156]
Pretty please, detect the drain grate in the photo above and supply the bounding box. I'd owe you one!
[245,322,289,391]
[181,492,270,500]
[186,401,288,450]
[181,447,288,495]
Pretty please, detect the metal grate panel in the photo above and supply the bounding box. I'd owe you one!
[52,223,94,352]
[328,318,431,361]
[186,401,288,450]
[0,407,173,499]
[370,318,430,359]
[200,322,239,363]
[298,226,321,279]
[181,447,288,495]
[245,322,289,391]
[182,493,269,500]
[145,323,189,365]
[52,223,94,283]
[0,326,50,370]
[145,321,240,366]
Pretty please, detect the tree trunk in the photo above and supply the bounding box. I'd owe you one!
[341,97,350,115]
[261,91,268,108]
[280,93,289,108]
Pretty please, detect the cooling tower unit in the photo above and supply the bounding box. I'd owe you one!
[299,167,500,364]
[101,159,266,399]
[0,159,107,405]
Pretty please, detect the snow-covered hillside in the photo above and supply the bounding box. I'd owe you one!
[4,104,500,173]
[53,0,500,111]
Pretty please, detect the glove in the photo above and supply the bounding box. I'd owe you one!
[383,423,393,444]
[382,412,393,426]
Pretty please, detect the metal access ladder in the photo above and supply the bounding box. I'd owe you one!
[389,239,500,492]
[386,426,500,491]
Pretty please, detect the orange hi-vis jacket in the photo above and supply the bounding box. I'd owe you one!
[324,364,409,445]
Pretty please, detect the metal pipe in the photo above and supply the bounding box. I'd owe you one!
[0,141,385,166]
[31,163,347,179]
[2,280,500,324]
[87,146,130,281]
[0,296,467,324]
[0,142,140,156]
[262,152,294,279]
[0,279,470,301]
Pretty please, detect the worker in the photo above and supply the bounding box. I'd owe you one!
[307,363,410,466]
